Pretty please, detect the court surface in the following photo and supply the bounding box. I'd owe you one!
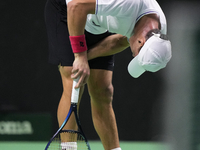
[0,141,169,150]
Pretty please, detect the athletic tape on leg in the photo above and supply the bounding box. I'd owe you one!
[111,148,122,150]
[61,142,77,150]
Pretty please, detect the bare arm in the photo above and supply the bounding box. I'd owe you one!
[67,0,95,36]
[87,34,130,60]
[67,0,96,88]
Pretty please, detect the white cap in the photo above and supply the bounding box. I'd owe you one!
[128,33,172,78]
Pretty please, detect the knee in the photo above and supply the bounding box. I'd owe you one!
[59,66,72,79]
[59,66,73,93]
[88,82,114,104]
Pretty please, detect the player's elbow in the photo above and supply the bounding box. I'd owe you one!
[67,0,95,14]
[118,36,130,48]
[111,35,130,50]
[67,1,80,14]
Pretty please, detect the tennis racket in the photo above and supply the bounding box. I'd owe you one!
[45,78,91,150]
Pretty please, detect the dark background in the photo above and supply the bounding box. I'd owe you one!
[0,0,195,141]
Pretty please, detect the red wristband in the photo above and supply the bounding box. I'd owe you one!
[69,35,87,53]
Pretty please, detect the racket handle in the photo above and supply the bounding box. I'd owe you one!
[71,77,80,103]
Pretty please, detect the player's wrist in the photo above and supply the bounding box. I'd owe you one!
[74,51,88,59]
[69,34,87,53]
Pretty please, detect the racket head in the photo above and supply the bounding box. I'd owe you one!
[45,78,90,150]
[45,130,90,150]
[45,104,91,150]
[45,106,73,150]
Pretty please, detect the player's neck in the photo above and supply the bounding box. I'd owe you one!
[133,14,160,38]
[129,14,160,54]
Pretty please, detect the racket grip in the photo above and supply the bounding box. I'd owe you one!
[71,77,80,103]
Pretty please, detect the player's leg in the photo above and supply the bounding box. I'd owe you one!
[87,69,120,150]
[44,0,82,143]
[86,30,121,150]
[58,66,84,142]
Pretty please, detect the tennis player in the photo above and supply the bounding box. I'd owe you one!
[44,0,172,150]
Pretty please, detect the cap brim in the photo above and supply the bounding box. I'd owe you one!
[127,56,145,78]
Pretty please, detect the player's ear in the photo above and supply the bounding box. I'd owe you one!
[137,37,145,47]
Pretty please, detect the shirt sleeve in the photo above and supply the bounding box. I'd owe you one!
[96,0,140,17]
[65,0,72,4]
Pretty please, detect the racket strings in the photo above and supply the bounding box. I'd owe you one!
[47,131,89,150]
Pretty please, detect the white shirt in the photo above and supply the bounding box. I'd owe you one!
[66,0,167,39]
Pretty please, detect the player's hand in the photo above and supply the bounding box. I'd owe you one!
[71,52,90,89]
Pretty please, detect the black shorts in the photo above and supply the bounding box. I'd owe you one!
[44,0,114,71]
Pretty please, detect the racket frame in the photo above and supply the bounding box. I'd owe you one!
[45,79,91,150]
